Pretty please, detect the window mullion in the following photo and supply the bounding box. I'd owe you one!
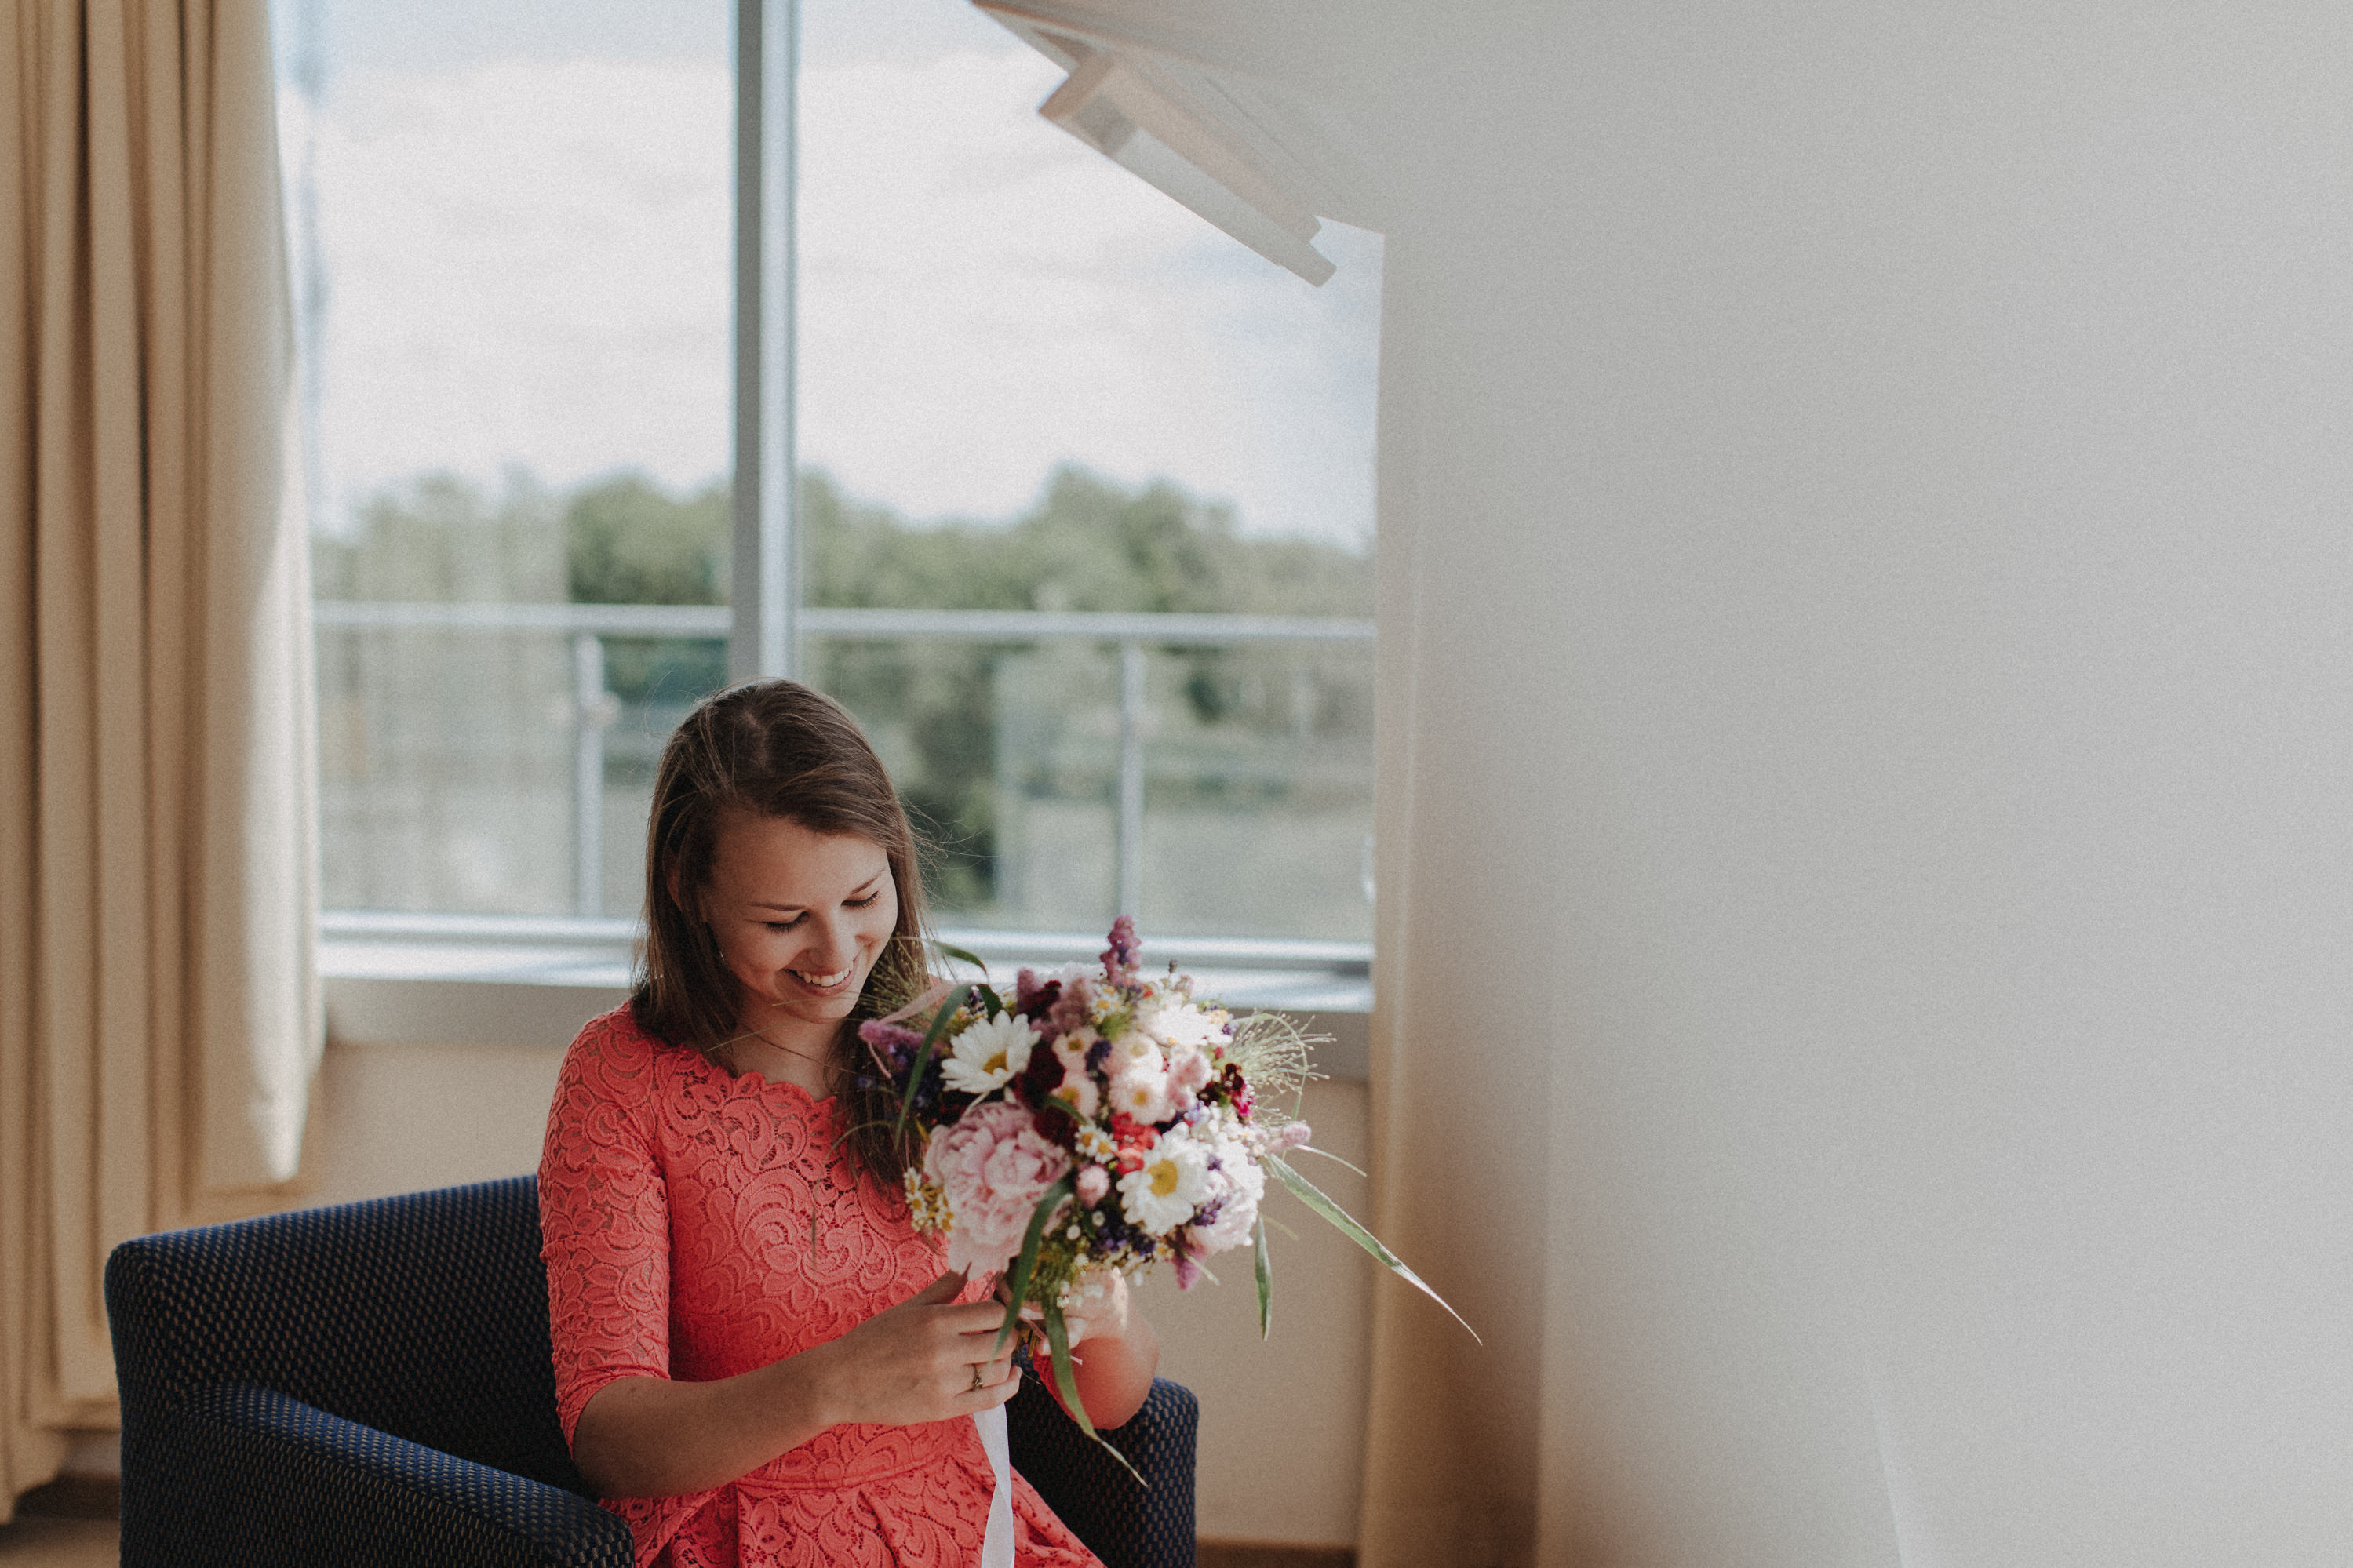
[731,0,800,683]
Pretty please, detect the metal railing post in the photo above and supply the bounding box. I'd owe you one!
[1116,639,1146,921]
[572,632,610,916]
[310,602,1374,933]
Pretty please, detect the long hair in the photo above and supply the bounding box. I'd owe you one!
[633,678,931,1191]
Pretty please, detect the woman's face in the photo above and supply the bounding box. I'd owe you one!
[695,811,898,1040]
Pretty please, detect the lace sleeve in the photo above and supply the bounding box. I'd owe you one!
[539,1010,672,1448]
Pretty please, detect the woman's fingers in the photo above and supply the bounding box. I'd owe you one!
[909,1269,968,1307]
[945,1344,1020,1405]
[819,1271,1039,1426]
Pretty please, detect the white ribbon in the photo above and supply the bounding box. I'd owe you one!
[974,1404,1016,1568]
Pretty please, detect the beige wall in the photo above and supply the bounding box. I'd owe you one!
[309,990,1375,1545]
[1142,1077,1372,1548]
[308,1036,569,1207]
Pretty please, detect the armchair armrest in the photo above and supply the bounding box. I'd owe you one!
[1008,1373,1197,1568]
[122,1381,631,1568]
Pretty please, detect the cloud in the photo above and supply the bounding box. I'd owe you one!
[289,47,1379,546]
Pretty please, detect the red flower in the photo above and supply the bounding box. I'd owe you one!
[1030,1104,1075,1147]
[1012,1038,1064,1108]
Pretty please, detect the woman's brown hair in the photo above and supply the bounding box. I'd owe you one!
[632,678,931,1190]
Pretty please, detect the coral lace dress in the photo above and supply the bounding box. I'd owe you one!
[539,1005,1105,1568]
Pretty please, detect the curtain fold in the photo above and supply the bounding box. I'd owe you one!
[1353,253,1550,1568]
[0,0,319,1516]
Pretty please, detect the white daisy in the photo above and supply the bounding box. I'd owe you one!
[1138,997,1231,1055]
[1117,1124,1212,1235]
[939,1013,1038,1096]
[1108,1050,1173,1123]
[1187,1127,1266,1255]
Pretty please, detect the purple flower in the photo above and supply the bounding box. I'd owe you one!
[1085,1036,1113,1072]
[1014,966,1059,1019]
[1047,974,1096,1039]
[858,1020,926,1074]
[1102,916,1142,977]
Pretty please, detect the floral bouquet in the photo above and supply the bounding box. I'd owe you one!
[858,917,1469,1474]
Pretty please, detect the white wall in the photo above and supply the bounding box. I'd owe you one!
[1216,2,2353,1563]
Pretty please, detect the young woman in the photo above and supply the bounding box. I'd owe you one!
[539,679,1160,1566]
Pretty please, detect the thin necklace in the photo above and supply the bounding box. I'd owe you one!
[716,1024,832,1074]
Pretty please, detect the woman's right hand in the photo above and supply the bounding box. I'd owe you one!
[809,1270,1022,1428]
[572,1270,1018,1497]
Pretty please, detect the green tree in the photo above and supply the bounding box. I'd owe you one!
[565,473,730,606]
[317,463,1371,915]
[312,470,563,603]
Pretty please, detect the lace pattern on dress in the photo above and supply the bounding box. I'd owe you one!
[539,1006,1104,1568]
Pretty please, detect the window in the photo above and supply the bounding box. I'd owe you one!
[281,0,1379,989]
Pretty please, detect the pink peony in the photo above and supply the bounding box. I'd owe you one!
[1075,1163,1111,1206]
[923,1099,1073,1276]
[1167,1043,1215,1102]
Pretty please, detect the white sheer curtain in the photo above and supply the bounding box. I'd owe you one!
[0,0,319,1515]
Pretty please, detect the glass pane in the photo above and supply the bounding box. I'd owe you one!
[798,0,1382,940]
[280,0,732,916]
[812,635,1123,935]
[318,624,574,914]
[1138,644,1374,942]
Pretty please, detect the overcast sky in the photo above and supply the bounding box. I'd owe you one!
[275,0,1382,548]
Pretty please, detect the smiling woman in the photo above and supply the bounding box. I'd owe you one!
[632,679,934,1184]
[692,815,898,1098]
[540,677,1158,1563]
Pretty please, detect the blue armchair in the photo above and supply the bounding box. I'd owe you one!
[106,1174,1197,1566]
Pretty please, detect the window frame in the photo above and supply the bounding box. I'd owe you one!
[304,0,1375,1008]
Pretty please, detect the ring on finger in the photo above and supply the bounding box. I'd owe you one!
[970,1363,987,1392]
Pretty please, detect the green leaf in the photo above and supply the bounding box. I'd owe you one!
[993,1175,1073,1358]
[1045,1301,1148,1489]
[934,941,990,975]
[1264,1155,1481,1344]
[974,983,1005,1019]
[892,984,971,1146]
[1288,1143,1369,1179]
[1254,1214,1273,1340]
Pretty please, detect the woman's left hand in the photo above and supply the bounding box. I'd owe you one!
[998,1269,1131,1356]
[991,1267,1158,1430]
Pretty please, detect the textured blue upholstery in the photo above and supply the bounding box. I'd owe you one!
[1008,1367,1198,1568]
[105,1173,1197,1567]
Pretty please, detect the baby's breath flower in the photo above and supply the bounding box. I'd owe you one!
[901,1169,954,1233]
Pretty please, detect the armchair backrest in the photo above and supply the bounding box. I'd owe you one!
[106,1173,588,1497]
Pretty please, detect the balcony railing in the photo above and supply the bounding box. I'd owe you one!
[313,601,1375,962]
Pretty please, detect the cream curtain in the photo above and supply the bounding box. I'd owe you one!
[1353,275,1553,1568]
[0,0,319,1515]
